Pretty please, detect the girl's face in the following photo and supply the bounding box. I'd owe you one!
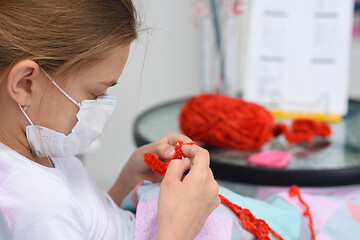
[28,44,130,135]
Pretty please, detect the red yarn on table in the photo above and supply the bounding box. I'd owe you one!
[144,140,284,240]
[179,94,332,151]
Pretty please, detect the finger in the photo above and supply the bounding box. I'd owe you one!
[153,142,175,160]
[208,168,215,181]
[181,145,210,172]
[163,158,191,182]
[161,133,193,146]
[156,133,193,159]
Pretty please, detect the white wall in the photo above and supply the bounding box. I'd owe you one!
[84,0,360,190]
[83,0,203,189]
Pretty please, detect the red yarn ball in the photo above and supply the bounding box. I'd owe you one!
[179,94,275,151]
[179,94,332,151]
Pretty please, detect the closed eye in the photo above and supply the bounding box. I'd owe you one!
[93,93,108,99]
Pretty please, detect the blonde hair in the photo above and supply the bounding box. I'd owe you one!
[0,0,138,82]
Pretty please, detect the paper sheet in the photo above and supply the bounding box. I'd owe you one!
[244,0,355,115]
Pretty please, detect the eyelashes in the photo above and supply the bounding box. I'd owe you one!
[93,93,108,99]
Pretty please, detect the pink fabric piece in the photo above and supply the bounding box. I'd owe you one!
[134,200,158,240]
[195,213,233,240]
[276,192,343,231]
[317,232,332,240]
[256,186,289,201]
[346,202,360,224]
[134,200,233,240]
[248,151,290,168]
[256,186,360,201]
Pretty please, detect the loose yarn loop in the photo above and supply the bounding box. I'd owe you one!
[179,94,331,151]
[288,185,316,240]
[274,119,331,143]
[144,140,283,240]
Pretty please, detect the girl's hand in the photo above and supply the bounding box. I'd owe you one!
[108,133,193,207]
[157,144,220,240]
[127,133,193,184]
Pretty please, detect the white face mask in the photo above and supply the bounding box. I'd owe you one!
[18,69,117,158]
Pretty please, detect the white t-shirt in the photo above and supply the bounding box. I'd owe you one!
[0,142,135,240]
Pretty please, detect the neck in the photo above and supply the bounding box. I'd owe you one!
[0,98,54,169]
[0,123,55,168]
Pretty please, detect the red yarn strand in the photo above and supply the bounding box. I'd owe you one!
[219,194,284,240]
[288,185,316,240]
[144,140,284,240]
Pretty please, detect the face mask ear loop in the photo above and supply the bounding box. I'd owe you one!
[18,104,34,125]
[40,68,80,108]
[18,103,53,166]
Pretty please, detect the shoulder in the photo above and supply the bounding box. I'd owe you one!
[0,165,88,239]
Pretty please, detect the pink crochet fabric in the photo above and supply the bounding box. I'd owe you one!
[249,151,290,168]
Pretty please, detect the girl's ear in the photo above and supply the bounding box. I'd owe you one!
[6,60,42,107]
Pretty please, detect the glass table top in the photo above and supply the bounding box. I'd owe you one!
[134,97,360,186]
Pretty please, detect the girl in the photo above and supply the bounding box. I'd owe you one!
[0,1,220,239]
[2,1,356,240]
